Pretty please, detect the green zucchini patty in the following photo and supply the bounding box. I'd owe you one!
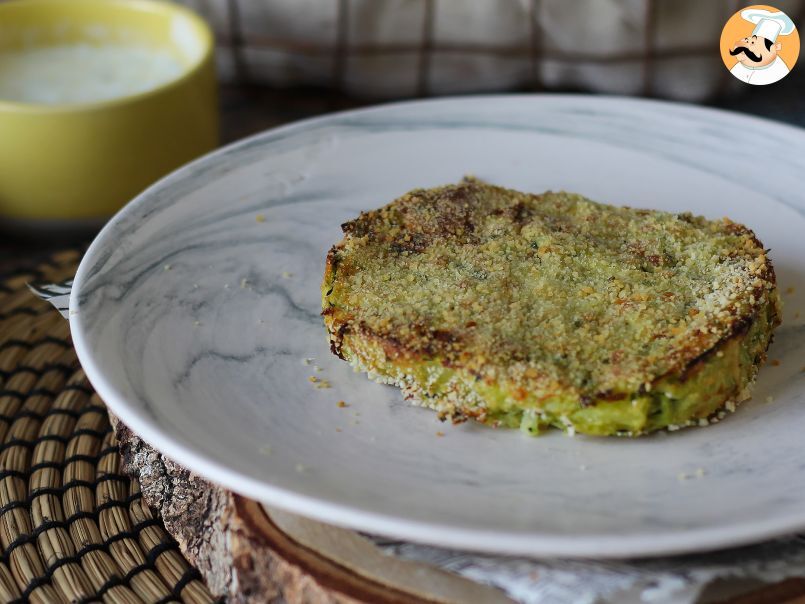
[321,179,781,436]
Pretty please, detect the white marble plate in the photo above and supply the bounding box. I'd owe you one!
[71,96,805,558]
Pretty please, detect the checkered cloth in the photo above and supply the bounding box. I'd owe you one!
[177,0,804,100]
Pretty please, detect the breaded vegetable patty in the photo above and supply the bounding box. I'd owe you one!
[321,179,781,436]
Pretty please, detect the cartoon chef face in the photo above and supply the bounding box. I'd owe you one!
[723,7,797,86]
[730,34,781,68]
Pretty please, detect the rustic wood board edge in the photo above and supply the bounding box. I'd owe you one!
[109,413,511,603]
[108,413,805,604]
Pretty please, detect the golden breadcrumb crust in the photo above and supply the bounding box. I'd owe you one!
[322,179,781,435]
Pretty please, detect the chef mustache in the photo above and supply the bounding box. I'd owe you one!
[730,46,763,62]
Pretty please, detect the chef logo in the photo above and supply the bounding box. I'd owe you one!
[720,5,799,85]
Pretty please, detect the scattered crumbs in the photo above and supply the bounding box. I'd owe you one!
[766,395,774,403]
[436,431,445,437]
[786,286,795,295]
[314,365,323,372]
[355,412,361,417]
[240,278,249,289]
[302,357,314,366]
[770,359,781,366]
[579,464,588,471]
[163,264,171,271]
[224,283,230,289]
[281,271,293,279]
[255,214,266,223]
[295,463,306,473]
[193,283,199,289]
[259,445,272,455]
[678,467,707,482]
[630,399,638,407]
[69,309,79,316]
[308,376,319,383]
[337,400,348,408]
[715,350,724,358]
[351,419,360,425]
[335,427,342,432]
[315,380,332,389]
[193,320,201,327]
[257,319,265,324]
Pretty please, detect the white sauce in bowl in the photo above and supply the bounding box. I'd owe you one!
[0,43,184,105]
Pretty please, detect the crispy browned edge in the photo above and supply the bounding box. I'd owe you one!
[321,194,781,420]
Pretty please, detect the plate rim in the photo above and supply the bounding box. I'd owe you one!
[70,93,805,558]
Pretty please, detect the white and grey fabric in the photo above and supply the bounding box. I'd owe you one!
[177,0,804,100]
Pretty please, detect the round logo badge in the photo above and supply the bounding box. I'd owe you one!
[720,4,799,85]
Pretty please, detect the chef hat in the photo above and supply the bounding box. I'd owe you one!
[741,8,796,42]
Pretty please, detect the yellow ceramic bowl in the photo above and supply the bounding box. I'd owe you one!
[0,0,217,222]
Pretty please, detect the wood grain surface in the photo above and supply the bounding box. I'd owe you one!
[111,411,512,603]
[109,407,805,604]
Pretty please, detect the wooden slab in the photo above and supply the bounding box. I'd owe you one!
[112,411,805,604]
[110,414,510,603]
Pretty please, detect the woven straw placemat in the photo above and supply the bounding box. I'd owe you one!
[0,249,214,604]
